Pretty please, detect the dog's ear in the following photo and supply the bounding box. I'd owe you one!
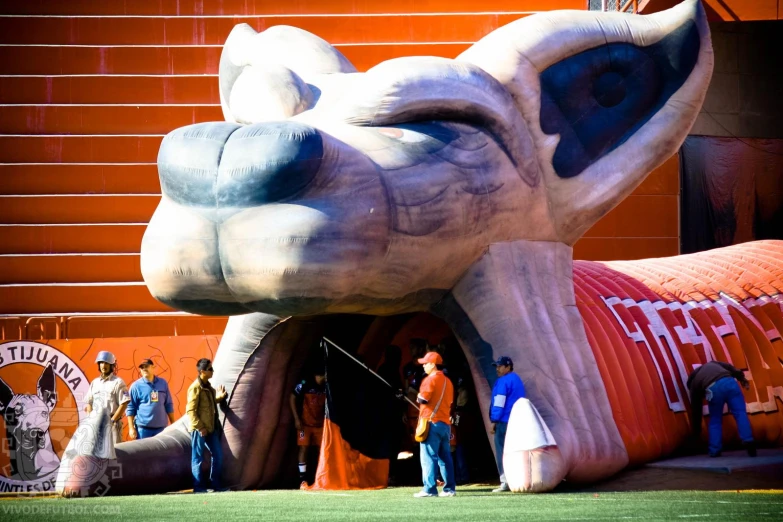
[0,377,12,415]
[459,0,712,243]
[37,364,57,411]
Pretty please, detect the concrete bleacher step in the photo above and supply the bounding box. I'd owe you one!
[0,224,147,254]
[0,43,472,74]
[0,281,172,314]
[0,75,219,104]
[0,135,162,162]
[1,0,580,16]
[0,105,222,134]
[647,448,783,474]
[0,253,142,283]
[0,164,160,195]
[0,45,220,75]
[0,13,531,45]
[0,194,160,223]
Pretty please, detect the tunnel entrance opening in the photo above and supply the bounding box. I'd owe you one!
[284,312,497,489]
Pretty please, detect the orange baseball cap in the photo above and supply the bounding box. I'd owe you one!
[417,352,443,365]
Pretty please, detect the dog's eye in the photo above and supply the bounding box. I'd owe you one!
[377,127,427,144]
[13,405,23,417]
[40,410,49,420]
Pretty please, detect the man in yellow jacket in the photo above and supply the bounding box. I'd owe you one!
[187,358,228,493]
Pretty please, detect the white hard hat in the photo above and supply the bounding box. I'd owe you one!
[95,351,116,365]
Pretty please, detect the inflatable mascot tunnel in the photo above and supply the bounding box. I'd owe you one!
[57,0,782,496]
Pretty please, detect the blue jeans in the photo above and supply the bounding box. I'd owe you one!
[191,429,223,492]
[137,426,164,439]
[419,421,456,494]
[494,421,508,484]
[707,377,753,455]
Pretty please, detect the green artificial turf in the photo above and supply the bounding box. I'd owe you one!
[1,486,781,521]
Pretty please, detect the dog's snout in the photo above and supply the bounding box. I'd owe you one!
[217,121,324,207]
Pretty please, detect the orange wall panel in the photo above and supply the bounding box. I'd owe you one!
[576,154,681,261]
[574,238,680,261]
[634,154,679,196]
[582,195,679,238]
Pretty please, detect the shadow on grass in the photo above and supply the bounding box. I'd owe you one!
[555,467,783,493]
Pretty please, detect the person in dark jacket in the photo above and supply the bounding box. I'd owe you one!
[687,360,755,457]
[489,356,526,492]
[289,368,326,485]
[187,358,228,492]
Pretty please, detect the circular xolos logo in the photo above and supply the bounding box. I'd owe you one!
[0,341,88,494]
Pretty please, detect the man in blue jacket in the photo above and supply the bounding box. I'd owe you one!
[126,358,176,439]
[489,356,526,493]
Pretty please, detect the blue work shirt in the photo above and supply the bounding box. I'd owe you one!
[489,372,526,423]
[126,376,174,429]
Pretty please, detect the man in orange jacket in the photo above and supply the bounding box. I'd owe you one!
[413,351,456,498]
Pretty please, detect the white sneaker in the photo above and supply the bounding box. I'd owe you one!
[413,491,436,498]
[438,491,456,497]
[492,484,510,493]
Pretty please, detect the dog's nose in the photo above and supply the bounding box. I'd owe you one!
[216,121,324,207]
[158,121,324,209]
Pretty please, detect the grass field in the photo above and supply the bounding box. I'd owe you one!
[1,486,782,521]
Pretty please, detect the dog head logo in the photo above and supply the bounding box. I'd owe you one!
[0,341,88,493]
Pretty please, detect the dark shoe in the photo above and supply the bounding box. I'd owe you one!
[743,441,757,457]
[709,452,721,458]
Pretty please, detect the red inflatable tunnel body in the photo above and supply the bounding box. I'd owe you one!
[576,240,783,465]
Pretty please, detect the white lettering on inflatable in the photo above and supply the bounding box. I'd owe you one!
[601,296,685,412]
[600,295,780,416]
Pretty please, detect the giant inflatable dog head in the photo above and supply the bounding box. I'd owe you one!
[141,0,712,317]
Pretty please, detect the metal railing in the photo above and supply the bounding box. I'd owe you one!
[602,0,639,13]
[0,317,24,340]
[0,314,212,341]
[25,316,64,340]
